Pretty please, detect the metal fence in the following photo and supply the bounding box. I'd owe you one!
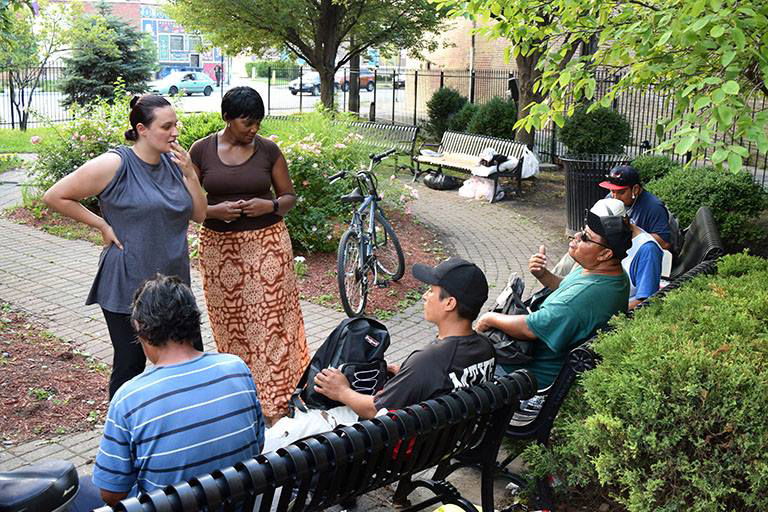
[0,66,71,129]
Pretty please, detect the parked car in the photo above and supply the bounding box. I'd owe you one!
[335,68,375,92]
[149,71,215,96]
[288,72,321,96]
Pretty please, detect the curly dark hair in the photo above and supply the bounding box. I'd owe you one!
[131,274,201,347]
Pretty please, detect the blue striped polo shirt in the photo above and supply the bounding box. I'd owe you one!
[92,352,265,495]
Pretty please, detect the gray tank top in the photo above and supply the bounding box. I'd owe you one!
[86,146,193,314]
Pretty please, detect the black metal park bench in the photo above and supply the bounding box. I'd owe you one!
[95,371,536,512]
[414,131,528,201]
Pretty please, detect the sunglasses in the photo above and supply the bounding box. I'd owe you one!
[571,229,612,250]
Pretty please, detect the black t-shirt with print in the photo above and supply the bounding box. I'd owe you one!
[373,333,496,412]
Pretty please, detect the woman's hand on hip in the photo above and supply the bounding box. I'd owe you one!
[100,224,123,250]
[169,142,197,179]
[210,201,243,222]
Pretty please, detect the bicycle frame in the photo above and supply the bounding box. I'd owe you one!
[347,167,383,283]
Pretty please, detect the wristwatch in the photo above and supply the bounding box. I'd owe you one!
[272,198,279,213]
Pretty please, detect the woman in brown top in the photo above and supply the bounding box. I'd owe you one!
[189,86,309,423]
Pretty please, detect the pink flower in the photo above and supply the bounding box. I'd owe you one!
[80,135,87,141]
[30,136,42,144]
[268,134,278,141]
[302,180,310,186]
[334,143,346,149]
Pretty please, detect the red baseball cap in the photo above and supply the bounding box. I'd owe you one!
[599,165,640,191]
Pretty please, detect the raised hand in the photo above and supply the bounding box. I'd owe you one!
[168,142,196,178]
[528,245,548,278]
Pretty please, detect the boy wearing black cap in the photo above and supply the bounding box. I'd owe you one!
[477,213,631,390]
[314,258,496,417]
[599,165,672,251]
[265,259,496,451]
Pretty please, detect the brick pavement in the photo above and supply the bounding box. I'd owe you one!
[0,174,565,506]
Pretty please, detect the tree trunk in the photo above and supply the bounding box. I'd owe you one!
[349,44,360,115]
[515,52,544,148]
[317,66,336,109]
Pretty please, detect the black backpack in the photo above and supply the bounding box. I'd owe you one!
[485,276,552,366]
[289,317,390,414]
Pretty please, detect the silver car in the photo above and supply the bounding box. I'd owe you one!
[149,71,215,96]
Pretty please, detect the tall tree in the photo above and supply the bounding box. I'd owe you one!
[60,1,156,107]
[0,1,73,130]
[456,0,768,170]
[434,0,588,146]
[166,0,446,108]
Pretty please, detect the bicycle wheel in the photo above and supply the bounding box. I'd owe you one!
[372,211,405,281]
[337,229,368,317]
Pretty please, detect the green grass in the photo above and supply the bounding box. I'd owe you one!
[0,127,58,153]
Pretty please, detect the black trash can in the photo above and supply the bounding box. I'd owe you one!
[561,154,630,234]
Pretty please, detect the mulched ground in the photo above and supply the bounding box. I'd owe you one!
[0,303,109,445]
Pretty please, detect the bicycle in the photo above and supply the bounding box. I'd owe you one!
[329,149,405,317]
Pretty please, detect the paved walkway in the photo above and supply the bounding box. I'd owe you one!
[0,171,566,505]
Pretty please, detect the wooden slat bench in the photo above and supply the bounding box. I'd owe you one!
[96,371,536,512]
[414,131,528,202]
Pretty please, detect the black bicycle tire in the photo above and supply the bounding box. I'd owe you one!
[337,229,367,317]
[373,211,405,281]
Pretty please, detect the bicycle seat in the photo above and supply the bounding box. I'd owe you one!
[340,187,365,203]
[0,460,79,512]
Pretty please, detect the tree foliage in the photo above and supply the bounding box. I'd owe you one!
[434,0,588,146]
[166,0,446,108]
[513,0,768,172]
[60,2,156,107]
[0,1,74,130]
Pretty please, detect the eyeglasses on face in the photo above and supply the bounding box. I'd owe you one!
[570,229,612,250]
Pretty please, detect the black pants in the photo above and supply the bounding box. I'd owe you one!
[102,309,204,399]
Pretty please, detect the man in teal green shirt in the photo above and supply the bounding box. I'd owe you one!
[476,211,631,389]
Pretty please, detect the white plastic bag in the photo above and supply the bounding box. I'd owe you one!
[458,176,495,201]
[521,147,540,179]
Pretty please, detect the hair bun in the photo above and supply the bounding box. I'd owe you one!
[129,95,140,109]
[124,127,138,141]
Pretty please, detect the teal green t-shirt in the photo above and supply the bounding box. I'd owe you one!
[503,267,629,389]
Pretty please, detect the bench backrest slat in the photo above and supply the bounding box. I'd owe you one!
[440,130,527,160]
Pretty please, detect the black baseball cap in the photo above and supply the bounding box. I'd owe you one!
[599,165,640,191]
[585,210,632,260]
[412,258,488,317]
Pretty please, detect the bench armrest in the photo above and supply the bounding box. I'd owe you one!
[418,142,441,151]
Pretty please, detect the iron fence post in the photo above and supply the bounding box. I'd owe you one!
[9,70,15,129]
[299,66,303,114]
[470,70,476,103]
[440,70,444,89]
[550,122,557,162]
[413,70,418,126]
[391,69,396,124]
[267,66,272,115]
[371,69,377,122]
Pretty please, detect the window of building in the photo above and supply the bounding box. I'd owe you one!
[188,36,202,52]
[170,35,184,52]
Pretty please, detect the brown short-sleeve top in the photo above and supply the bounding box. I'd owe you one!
[190,133,282,232]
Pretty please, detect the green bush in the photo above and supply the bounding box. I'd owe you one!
[631,155,681,183]
[559,105,631,154]
[524,253,768,511]
[448,103,480,133]
[0,154,25,174]
[177,112,224,149]
[245,60,299,80]
[466,97,517,139]
[32,84,132,209]
[265,112,370,253]
[426,88,467,140]
[646,166,768,248]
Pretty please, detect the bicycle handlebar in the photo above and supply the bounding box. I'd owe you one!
[327,170,346,183]
[370,148,396,163]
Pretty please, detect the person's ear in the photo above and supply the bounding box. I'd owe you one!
[443,295,458,313]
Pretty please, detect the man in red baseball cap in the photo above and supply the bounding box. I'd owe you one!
[599,165,672,251]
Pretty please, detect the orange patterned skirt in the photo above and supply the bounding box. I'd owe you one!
[199,221,309,417]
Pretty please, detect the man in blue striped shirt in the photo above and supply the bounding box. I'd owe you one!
[71,275,265,510]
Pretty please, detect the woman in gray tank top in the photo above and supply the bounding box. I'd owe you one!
[43,95,207,399]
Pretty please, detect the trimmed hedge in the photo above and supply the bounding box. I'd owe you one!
[646,166,768,248]
[425,87,467,140]
[560,105,631,155]
[466,97,517,140]
[524,253,768,511]
[449,102,479,133]
[630,155,680,184]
